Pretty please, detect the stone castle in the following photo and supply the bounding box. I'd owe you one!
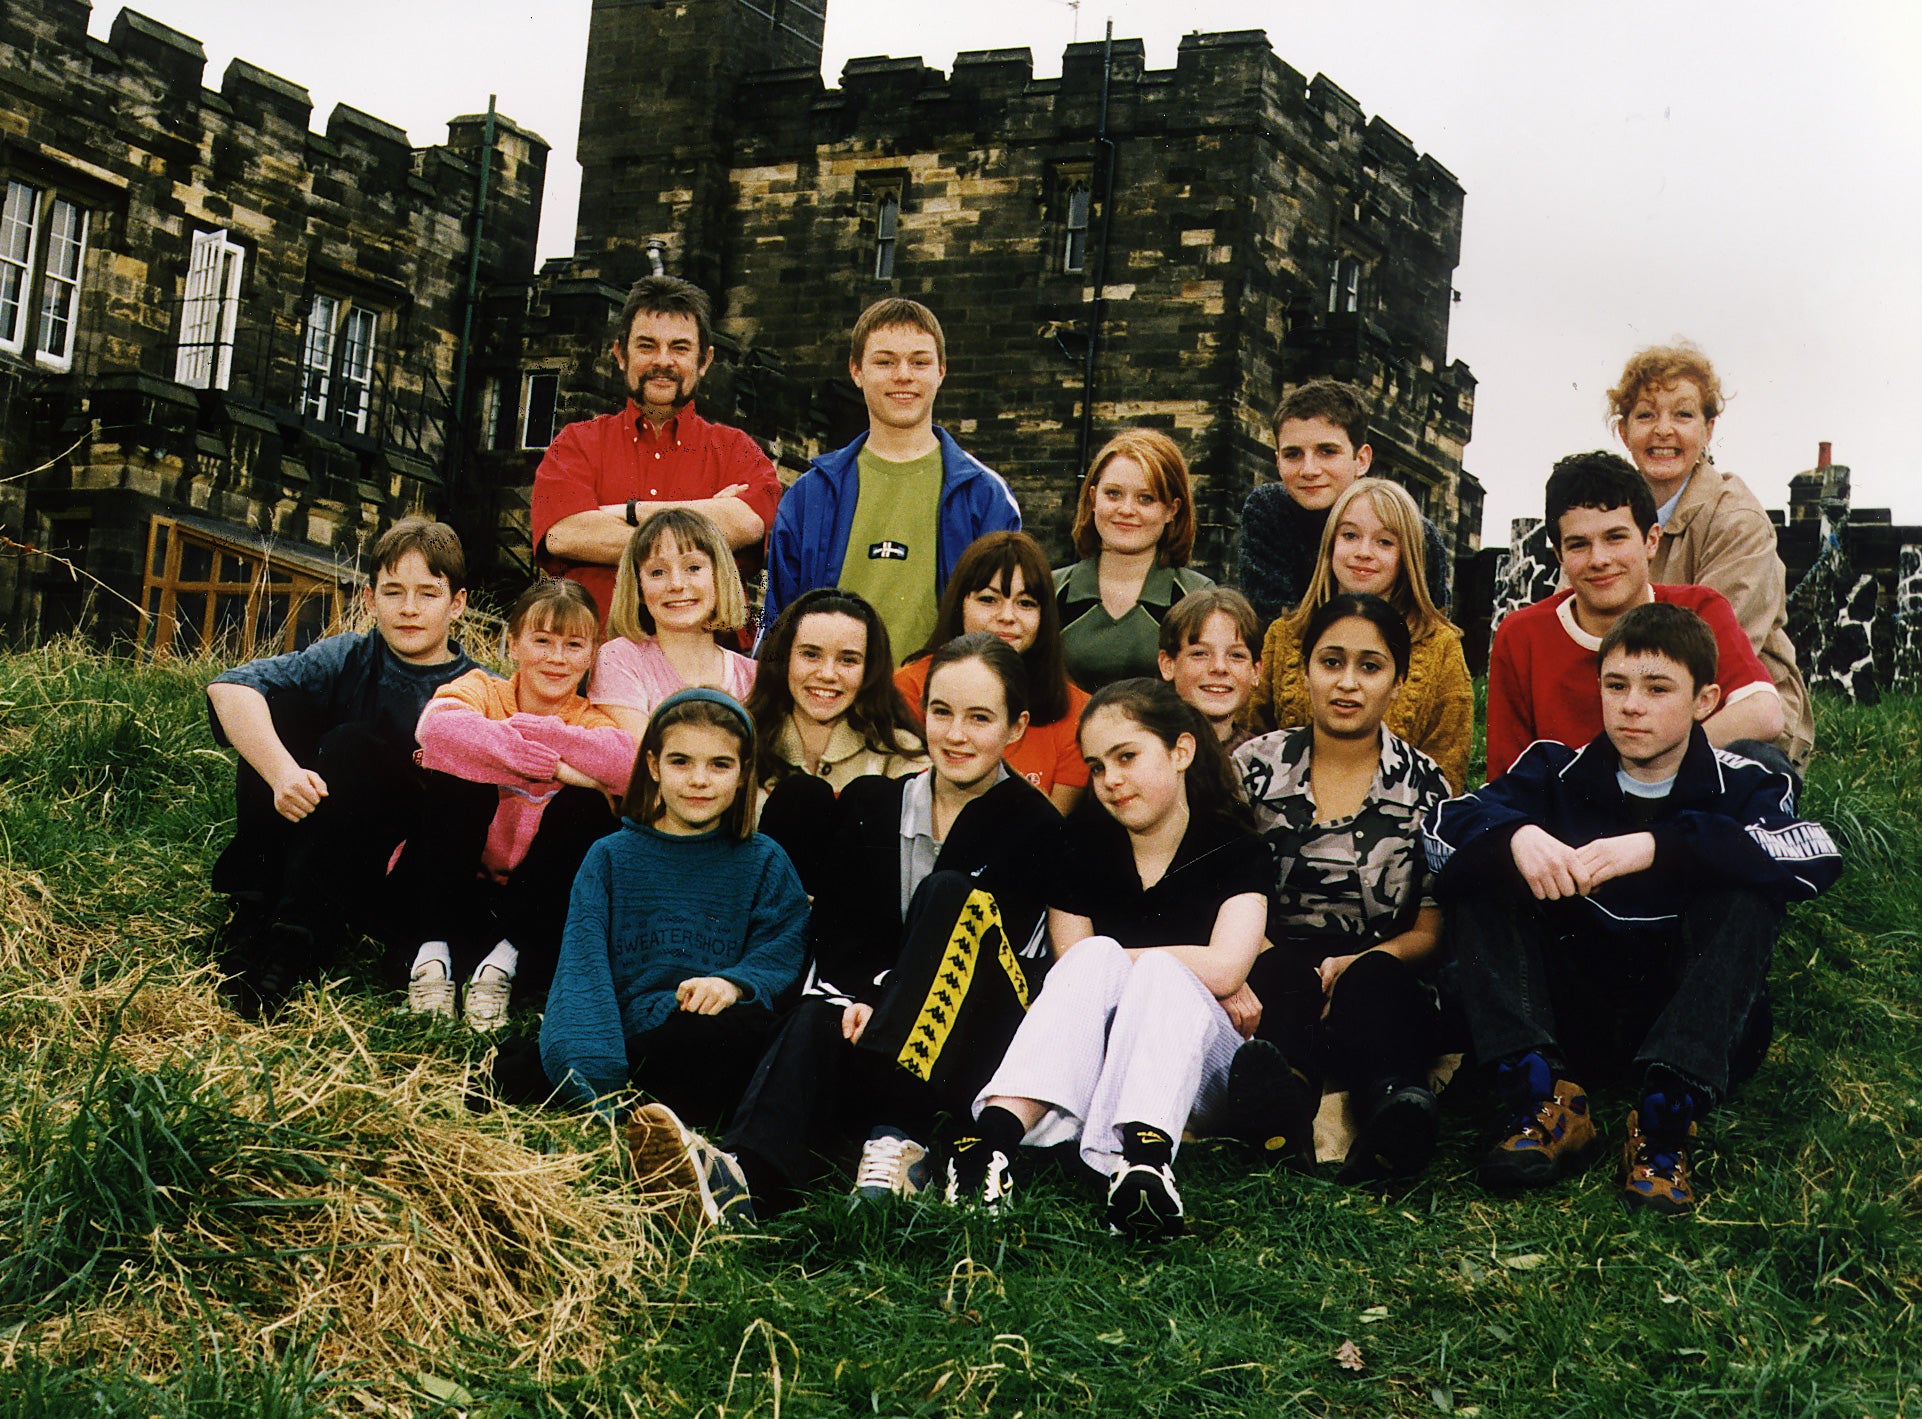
[0,1,546,648]
[508,0,1482,579]
[0,0,1483,648]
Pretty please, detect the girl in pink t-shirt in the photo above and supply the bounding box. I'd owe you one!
[589,509,756,738]
[403,580,635,1029]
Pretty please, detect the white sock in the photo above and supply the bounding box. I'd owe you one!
[411,941,452,977]
[475,939,519,979]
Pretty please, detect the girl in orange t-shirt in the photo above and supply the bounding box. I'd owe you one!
[895,532,1088,814]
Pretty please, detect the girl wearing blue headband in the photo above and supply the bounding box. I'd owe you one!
[532,688,807,1220]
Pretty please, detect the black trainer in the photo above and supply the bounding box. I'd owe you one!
[1224,1039,1317,1171]
[239,921,316,1020]
[1338,1080,1440,1186]
[1105,1161,1185,1239]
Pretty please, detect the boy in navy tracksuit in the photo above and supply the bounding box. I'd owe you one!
[1423,603,1840,1213]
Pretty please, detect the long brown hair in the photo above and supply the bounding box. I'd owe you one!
[1079,677,1252,832]
[914,531,1069,725]
[745,588,925,786]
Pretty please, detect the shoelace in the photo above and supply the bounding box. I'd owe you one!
[1633,1140,1687,1179]
[1507,1093,1565,1143]
[855,1136,916,1191]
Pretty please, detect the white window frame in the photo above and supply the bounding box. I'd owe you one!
[1,181,90,369]
[521,371,560,450]
[299,295,380,435]
[1062,180,1093,275]
[1329,254,1363,315]
[336,305,377,434]
[872,190,899,280]
[298,293,339,419]
[175,228,246,390]
[34,197,86,371]
[0,181,39,356]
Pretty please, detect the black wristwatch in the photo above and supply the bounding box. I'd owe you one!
[625,498,638,527]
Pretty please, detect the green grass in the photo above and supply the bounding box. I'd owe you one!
[0,638,1918,1416]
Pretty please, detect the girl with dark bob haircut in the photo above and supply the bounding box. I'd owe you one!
[895,531,1088,812]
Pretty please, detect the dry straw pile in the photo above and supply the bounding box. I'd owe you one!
[0,641,697,1407]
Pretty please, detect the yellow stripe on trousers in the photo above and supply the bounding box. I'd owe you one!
[895,887,1029,1081]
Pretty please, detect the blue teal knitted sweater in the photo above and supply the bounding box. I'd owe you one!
[540,819,808,1107]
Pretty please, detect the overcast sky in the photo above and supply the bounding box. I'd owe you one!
[93,1,1922,545]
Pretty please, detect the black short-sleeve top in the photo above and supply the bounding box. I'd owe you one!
[1050,808,1270,950]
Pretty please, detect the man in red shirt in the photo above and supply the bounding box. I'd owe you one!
[531,276,782,631]
[1485,452,1784,781]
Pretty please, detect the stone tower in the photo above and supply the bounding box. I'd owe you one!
[575,0,828,293]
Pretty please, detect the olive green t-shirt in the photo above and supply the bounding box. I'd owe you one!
[837,445,944,659]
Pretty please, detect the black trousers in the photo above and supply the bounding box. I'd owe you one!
[626,1006,782,1129]
[388,773,617,997]
[489,1005,780,1128]
[211,698,425,965]
[725,871,1038,1194]
[1450,884,1782,1104]
[1244,944,1443,1094]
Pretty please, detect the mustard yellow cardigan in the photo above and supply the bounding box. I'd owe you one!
[1253,616,1473,794]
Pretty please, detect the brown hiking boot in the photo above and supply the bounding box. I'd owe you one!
[624,1103,754,1226]
[1620,1108,1698,1215]
[1478,1077,1602,1189]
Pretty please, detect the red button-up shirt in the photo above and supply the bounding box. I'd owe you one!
[530,402,783,628]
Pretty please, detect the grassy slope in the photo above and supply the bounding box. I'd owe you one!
[0,642,1916,1417]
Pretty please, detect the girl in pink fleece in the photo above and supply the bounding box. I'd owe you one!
[402,579,637,1030]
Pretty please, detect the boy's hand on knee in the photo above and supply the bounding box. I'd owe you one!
[841,1001,873,1044]
[1510,825,1585,901]
[271,766,329,822]
[676,976,742,1015]
[1572,832,1656,890]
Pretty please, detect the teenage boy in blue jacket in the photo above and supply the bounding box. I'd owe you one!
[764,298,1020,657]
[1423,603,1840,1213]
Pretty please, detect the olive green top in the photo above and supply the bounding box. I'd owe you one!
[837,445,944,660]
[1053,557,1215,694]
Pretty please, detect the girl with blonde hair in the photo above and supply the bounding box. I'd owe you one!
[1249,477,1472,791]
[589,508,756,738]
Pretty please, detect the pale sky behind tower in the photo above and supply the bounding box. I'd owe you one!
[87,0,1922,546]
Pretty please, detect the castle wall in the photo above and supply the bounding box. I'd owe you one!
[0,0,547,644]
[555,3,1478,581]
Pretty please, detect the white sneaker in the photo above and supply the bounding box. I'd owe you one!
[463,963,514,1032]
[407,957,455,1017]
[1105,1161,1185,1239]
[851,1127,931,1202]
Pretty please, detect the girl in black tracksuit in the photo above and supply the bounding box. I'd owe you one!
[721,633,1061,1208]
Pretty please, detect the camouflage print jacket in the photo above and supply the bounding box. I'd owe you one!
[1232,725,1450,958]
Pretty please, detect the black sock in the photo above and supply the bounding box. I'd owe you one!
[968,1105,1025,1157]
[1120,1121,1174,1168]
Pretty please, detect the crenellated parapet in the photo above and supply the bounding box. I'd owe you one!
[0,1,549,645]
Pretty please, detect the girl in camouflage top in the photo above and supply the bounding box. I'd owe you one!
[1229,593,1454,1185]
